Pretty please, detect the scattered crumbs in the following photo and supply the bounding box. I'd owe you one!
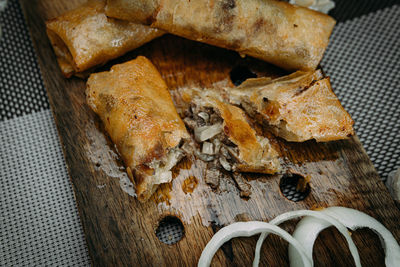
[97,184,107,189]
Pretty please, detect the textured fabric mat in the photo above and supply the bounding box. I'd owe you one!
[0,1,49,122]
[0,110,90,266]
[331,0,400,22]
[321,5,400,181]
[0,1,399,265]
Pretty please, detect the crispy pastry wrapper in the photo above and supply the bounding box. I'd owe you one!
[230,70,355,142]
[86,56,189,201]
[185,89,280,174]
[105,0,335,71]
[46,0,164,78]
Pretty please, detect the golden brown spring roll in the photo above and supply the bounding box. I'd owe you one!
[230,70,355,142]
[105,0,335,71]
[86,56,189,201]
[183,89,280,174]
[46,0,164,78]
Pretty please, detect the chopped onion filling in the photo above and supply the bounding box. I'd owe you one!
[212,138,221,154]
[194,150,214,162]
[194,123,223,142]
[219,156,232,171]
[198,112,210,122]
[202,142,214,155]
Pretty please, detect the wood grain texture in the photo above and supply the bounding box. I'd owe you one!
[20,0,400,266]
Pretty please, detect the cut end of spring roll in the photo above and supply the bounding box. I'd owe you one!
[46,0,164,78]
[86,56,189,201]
[105,0,336,71]
[230,70,355,142]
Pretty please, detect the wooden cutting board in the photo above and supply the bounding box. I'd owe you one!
[20,0,400,266]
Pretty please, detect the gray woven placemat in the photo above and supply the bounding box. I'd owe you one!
[321,5,400,180]
[0,1,399,265]
[0,110,90,266]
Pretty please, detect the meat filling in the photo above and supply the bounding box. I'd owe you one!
[184,104,241,175]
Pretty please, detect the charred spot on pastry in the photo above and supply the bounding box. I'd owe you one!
[99,93,117,112]
[294,79,318,96]
[229,65,257,86]
[295,46,310,60]
[144,141,165,164]
[227,38,245,50]
[222,0,236,9]
[262,101,280,121]
[253,18,276,35]
[223,125,230,135]
[214,0,236,33]
[293,24,298,28]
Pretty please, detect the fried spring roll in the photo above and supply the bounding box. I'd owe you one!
[46,0,164,78]
[183,89,280,174]
[105,0,335,71]
[230,70,354,142]
[86,56,189,201]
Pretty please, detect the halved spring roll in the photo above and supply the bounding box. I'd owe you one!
[230,70,355,142]
[86,56,189,201]
[105,0,335,71]
[183,89,280,175]
[46,0,164,78]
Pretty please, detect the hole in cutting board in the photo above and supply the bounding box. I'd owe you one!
[279,173,311,202]
[155,216,184,245]
[229,65,257,86]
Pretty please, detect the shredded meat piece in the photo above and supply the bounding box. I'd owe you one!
[205,161,221,189]
[183,117,197,131]
[185,103,254,197]
[232,173,251,198]
[210,113,223,124]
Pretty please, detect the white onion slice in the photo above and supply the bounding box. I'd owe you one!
[202,142,214,155]
[197,221,311,267]
[219,156,232,171]
[194,124,222,142]
[198,112,210,122]
[253,210,361,267]
[289,207,400,267]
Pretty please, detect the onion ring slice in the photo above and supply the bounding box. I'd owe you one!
[197,221,311,267]
[253,210,361,267]
[289,207,400,267]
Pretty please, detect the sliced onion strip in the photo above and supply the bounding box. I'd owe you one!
[289,207,400,267]
[197,221,311,267]
[198,208,400,267]
[253,210,361,267]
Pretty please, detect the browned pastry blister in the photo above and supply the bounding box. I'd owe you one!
[230,70,355,142]
[86,56,189,201]
[105,0,336,71]
[46,0,164,77]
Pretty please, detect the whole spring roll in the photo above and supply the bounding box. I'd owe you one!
[46,0,164,78]
[230,70,355,142]
[86,56,189,201]
[105,0,336,71]
[182,89,280,174]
